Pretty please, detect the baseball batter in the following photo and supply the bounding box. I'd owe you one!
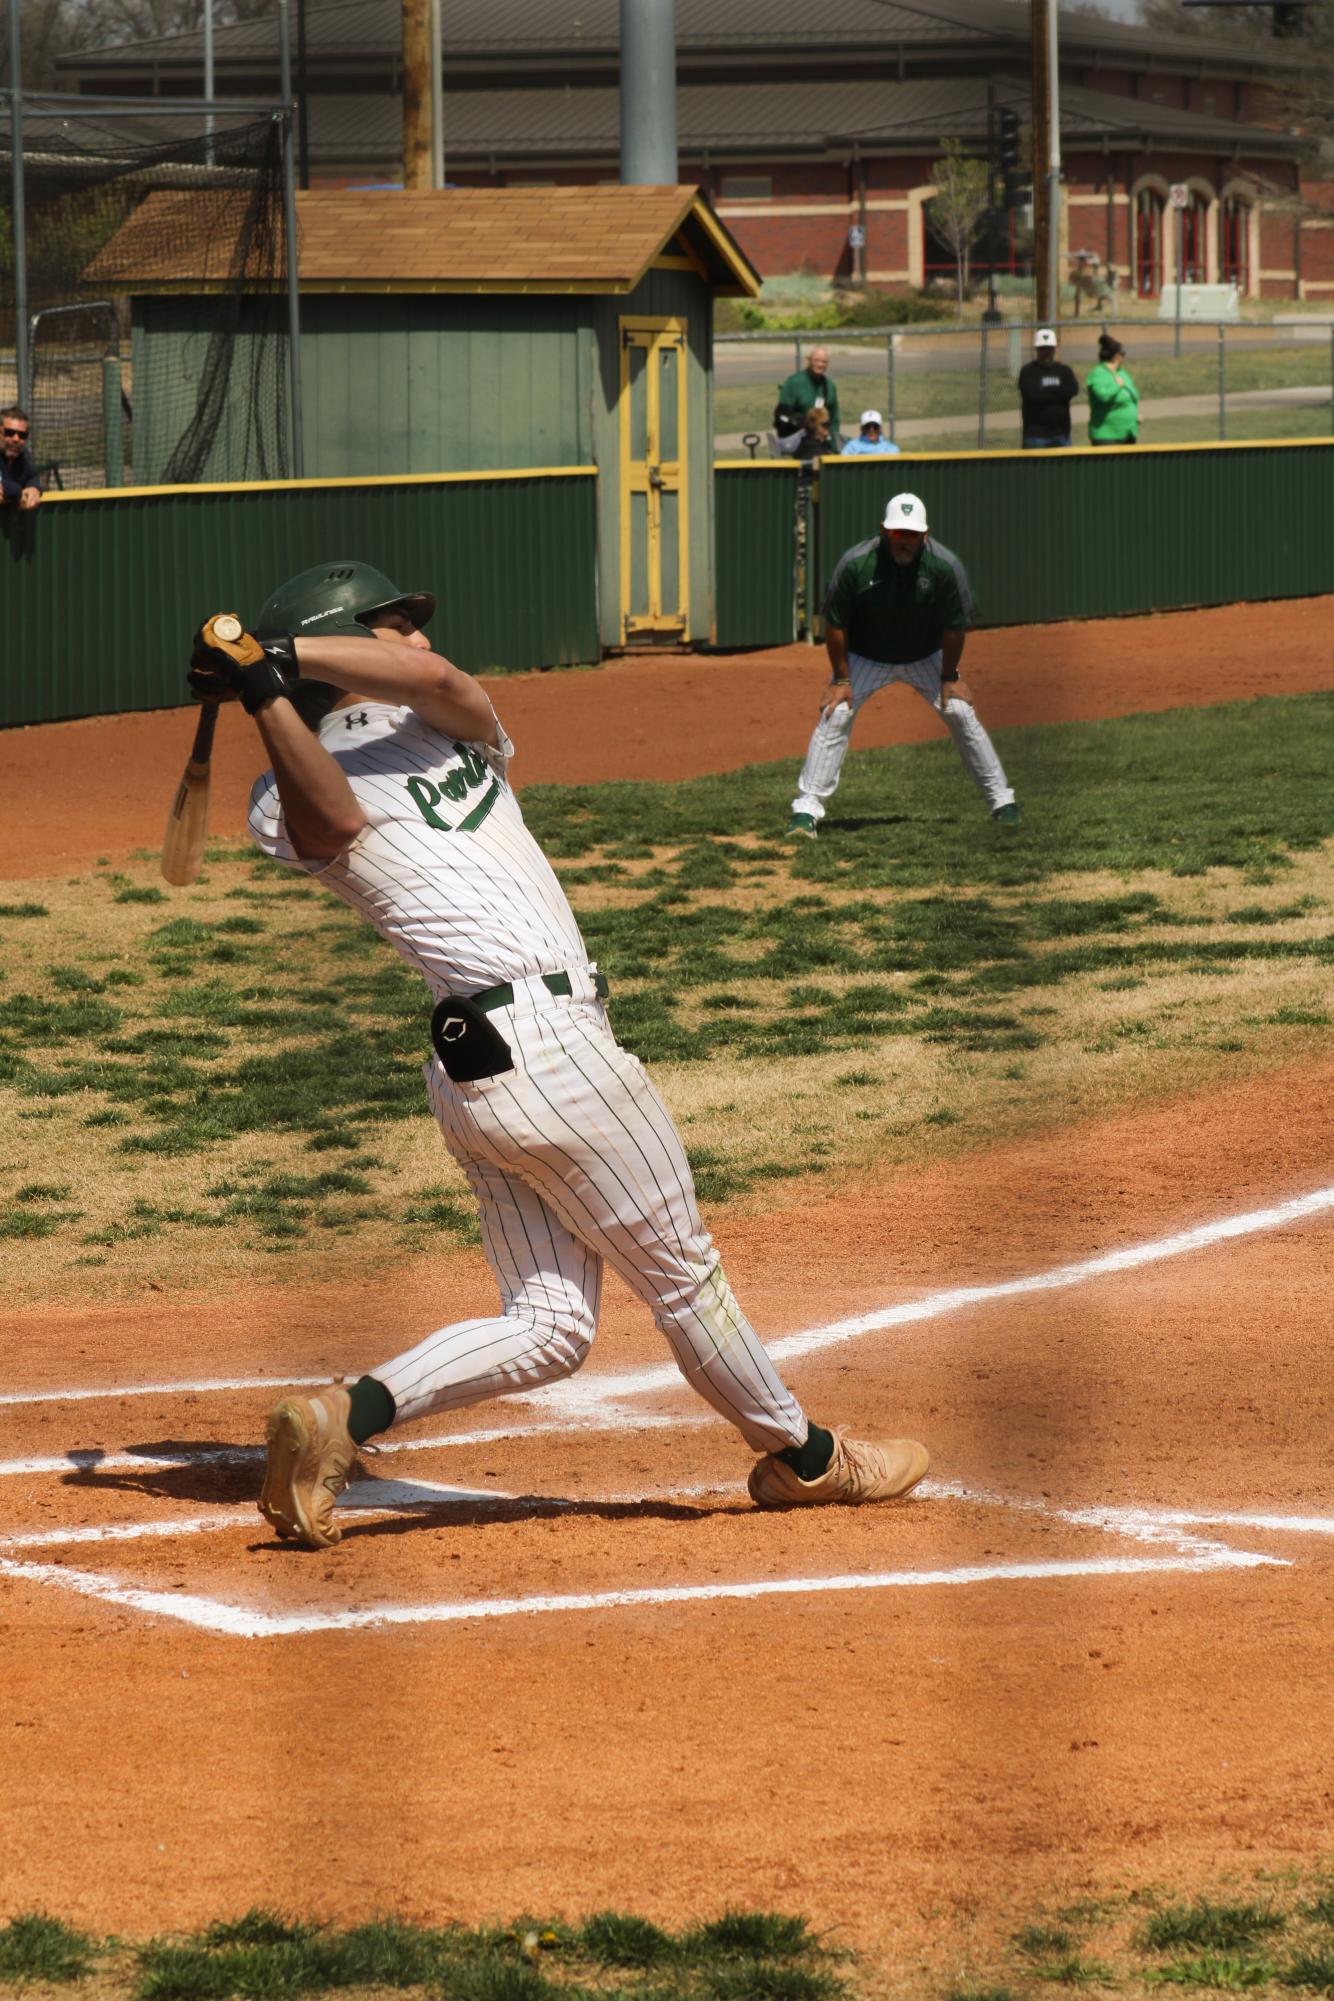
[789,492,1018,838]
[186,561,930,1550]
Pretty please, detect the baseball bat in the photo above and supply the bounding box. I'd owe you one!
[161,699,220,886]
[160,611,245,885]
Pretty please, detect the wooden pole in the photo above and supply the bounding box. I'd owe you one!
[1031,0,1052,323]
[402,0,431,191]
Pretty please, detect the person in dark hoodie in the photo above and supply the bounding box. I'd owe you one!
[0,407,43,511]
[1016,329,1079,449]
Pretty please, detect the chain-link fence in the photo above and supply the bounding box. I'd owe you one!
[717,318,1334,457]
[1,105,292,490]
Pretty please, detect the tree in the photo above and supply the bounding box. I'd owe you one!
[0,0,99,87]
[0,0,278,84]
[927,140,992,315]
[80,0,277,45]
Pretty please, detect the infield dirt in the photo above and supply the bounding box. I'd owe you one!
[3,599,1333,1994]
[3,593,1332,874]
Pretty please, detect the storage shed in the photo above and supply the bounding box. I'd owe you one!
[86,184,761,650]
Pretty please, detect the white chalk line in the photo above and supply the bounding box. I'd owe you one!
[7,1480,1328,1562]
[0,1377,327,1410]
[0,1409,685,1482]
[537,1182,1334,1413]
[0,1477,1303,1642]
[0,1546,1280,1642]
[6,1179,1332,1425]
[3,1183,1328,1637]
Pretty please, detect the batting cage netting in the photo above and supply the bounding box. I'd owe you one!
[0,108,290,489]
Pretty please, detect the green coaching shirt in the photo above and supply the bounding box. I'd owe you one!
[823,535,973,664]
[776,366,841,439]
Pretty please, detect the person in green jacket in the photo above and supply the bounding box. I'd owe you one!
[775,344,842,448]
[1086,332,1139,445]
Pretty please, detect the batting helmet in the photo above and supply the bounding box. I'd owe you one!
[255,560,436,728]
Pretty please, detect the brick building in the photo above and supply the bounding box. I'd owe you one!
[60,0,1328,300]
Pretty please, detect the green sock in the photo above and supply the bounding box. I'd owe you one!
[778,1422,834,1482]
[346,1374,396,1445]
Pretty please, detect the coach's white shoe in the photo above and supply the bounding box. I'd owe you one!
[259,1381,357,1549]
[748,1428,929,1508]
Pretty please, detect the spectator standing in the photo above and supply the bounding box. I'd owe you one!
[1086,334,1139,446]
[775,344,842,448]
[841,408,901,457]
[0,408,43,511]
[1017,329,1079,449]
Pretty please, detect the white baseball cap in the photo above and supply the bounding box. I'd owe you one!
[883,492,928,533]
[859,408,884,427]
[1035,327,1057,348]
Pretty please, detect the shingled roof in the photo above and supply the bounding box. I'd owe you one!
[278,74,1297,167]
[61,0,1292,79]
[83,184,762,296]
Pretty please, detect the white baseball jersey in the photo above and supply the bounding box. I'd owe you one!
[247,701,585,997]
[247,698,809,1458]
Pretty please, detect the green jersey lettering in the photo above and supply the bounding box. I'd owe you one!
[406,775,450,830]
[405,744,496,833]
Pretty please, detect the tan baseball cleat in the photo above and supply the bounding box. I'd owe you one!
[748,1428,929,1508]
[258,1381,357,1549]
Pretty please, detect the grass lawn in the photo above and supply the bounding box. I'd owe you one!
[1,696,1331,1298]
[8,1869,1334,1999]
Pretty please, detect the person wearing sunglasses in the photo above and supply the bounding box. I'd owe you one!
[0,408,43,512]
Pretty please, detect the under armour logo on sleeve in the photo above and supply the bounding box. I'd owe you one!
[345,711,370,730]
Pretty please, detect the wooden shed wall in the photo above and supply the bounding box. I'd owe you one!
[129,272,717,646]
[298,295,596,477]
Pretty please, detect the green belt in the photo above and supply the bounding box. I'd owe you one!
[471,969,608,1014]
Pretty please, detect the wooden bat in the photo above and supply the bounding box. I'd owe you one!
[161,697,220,886]
[160,611,253,885]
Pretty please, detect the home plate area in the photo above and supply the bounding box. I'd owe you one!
[3,1412,1331,1640]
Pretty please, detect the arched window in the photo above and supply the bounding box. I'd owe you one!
[1135,187,1164,295]
[1220,194,1250,289]
[1181,190,1209,282]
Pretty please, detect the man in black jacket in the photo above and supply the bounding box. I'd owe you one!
[1016,331,1079,450]
[0,408,43,510]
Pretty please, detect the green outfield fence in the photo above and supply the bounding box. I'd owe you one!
[812,440,1334,630]
[713,460,800,649]
[0,466,600,730]
[2,442,1332,730]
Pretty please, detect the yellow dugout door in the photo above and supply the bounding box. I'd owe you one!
[619,316,689,642]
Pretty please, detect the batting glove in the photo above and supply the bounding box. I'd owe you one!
[188,620,299,715]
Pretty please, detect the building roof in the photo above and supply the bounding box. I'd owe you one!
[278,73,1299,169]
[82,183,763,295]
[63,0,1291,80]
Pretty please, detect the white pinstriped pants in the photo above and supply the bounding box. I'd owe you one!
[371,972,809,1455]
[791,648,1015,821]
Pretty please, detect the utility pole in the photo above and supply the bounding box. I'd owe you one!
[429,0,444,187]
[203,0,214,164]
[620,0,678,184]
[277,0,304,476]
[7,0,29,409]
[296,0,309,189]
[1046,0,1062,328]
[1031,0,1052,323]
[402,0,432,190]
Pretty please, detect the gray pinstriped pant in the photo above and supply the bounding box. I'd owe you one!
[371,973,808,1455]
[792,648,1015,820]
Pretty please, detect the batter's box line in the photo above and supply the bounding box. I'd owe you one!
[0,1476,1295,1640]
[0,1545,1285,1642]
